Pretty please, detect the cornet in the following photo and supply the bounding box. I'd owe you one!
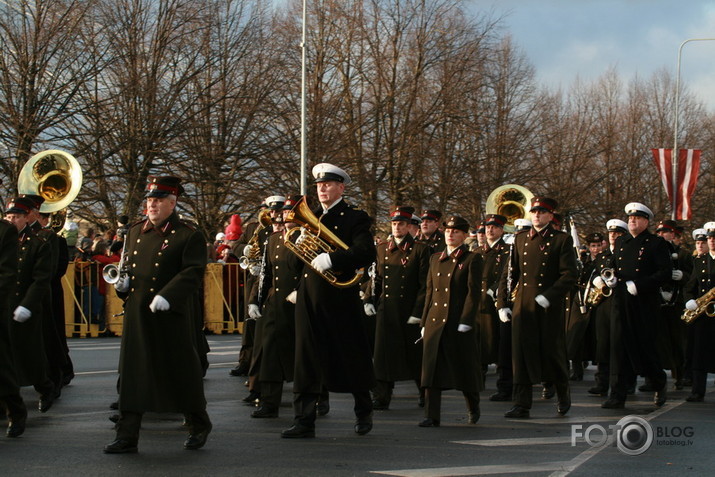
[103,242,128,285]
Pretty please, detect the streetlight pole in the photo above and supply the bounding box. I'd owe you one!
[300,0,308,195]
[672,38,715,219]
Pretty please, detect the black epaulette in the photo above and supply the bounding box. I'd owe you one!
[129,219,148,230]
[179,219,198,231]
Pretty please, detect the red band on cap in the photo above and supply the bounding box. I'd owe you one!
[147,183,180,195]
[391,210,412,220]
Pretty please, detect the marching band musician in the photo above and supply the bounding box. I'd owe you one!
[363,206,431,411]
[693,228,708,257]
[4,197,55,414]
[600,202,671,410]
[652,219,692,391]
[497,197,578,419]
[417,209,445,253]
[282,163,376,439]
[246,196,303,419]
[104,176,212,453]
[587,219,628,396]
[0,215,27,437]
[476,214,511,401]
[418,216,483,427]
[683,222,715,402]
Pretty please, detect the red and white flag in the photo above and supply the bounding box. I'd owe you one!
[651,148,701,220]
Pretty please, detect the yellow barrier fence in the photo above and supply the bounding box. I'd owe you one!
[62,261,247,338]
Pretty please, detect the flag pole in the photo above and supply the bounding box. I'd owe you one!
[673,38,715,219]
[300,0,308,196]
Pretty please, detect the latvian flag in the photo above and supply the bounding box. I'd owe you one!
[651,148,701,220]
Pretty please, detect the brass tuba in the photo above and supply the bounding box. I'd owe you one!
[485,184,534,233]
[283,196,364,288]
[17,149,82,229]
[239,208,273,275]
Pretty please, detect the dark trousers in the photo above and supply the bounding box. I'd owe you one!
[595,362,610,389]
[423,388,480,421]
[0,392,27,421]
[372,380,393,404]
[514,381,569,409]
[117,410,211,443]
[293,391,371,428]
[692,370,708,396]
[496,321,513,394]
[259,381,283,410]
[611,365,666,402]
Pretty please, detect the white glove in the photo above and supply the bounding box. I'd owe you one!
[660,290,673,302]
[13,306,31,323]
[486,288,495,300]
[604,275,618,288]
[114,275,130,293]
[685,299,698,311]
[149,295,170,312]
[457,324,472,332]
[406,316,421,325]
[242,244,253,256]
[248,304,262,319]
[672,270,683,281]
[420,327,425,337]
[626,280,638,296]
[311,253,332,273]
[535,294,550,309]
[593,276,605,289]
[363,303,376,316]
[286,290,297,304]
[498,308,512,323]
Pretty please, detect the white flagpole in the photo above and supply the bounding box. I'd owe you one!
[300,0,308,195]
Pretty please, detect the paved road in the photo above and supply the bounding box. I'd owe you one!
[1,334,714,476]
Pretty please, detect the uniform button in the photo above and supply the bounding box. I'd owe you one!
[137,239,141,243]
[276,288,280,292]
[442,319,446,322]
[385,285,389,288]
[523,272,527,276]
[447,273,451,277]
[304,274,308,277]
[133,251,138,255]
[434,302,438,306]
[150,288,155,292]
[155,263,159,267]
[443,303,447,307]
[130,288,135,292]
[275,255,279,259]
[437,273,441,276]
[158,252,162,256]
[276,277,279,280]
[132,263,137,268]
[444,288,448,292]
[152,277,157,281]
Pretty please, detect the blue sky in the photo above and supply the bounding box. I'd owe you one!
[476,0,715,110]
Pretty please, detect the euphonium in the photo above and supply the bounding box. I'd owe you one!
[485,185,534,233]
[681,286,715,324]
[586,268,614,307]
[283,196,364,288]
[239,209,272,276]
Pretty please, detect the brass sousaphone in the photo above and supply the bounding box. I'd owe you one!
[485,184,534,233]
[17,149,82,229]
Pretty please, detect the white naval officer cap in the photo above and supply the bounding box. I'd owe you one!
[624,202,653,221]
[514,218,532,231]
[215,232,225,241]
[692,228,707,241]
[606,219,628,233]
[704,221,715,237]
[312,163,351,186]
[264,195,286,210]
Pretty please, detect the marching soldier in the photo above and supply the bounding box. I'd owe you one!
[682,222,715,402]
[600,202,670,409]
[4,197,55,413]
[587,219,628,396]
[282,163,376,438]
[0,217,27,437]
[565,232,604,382]
[652,219,692,390]
[364,206,431,410]
[408,213,422,239]
[247,196,302,418]
[104,176,212,453]
[419,216,483,427]
[497,197,578,418]
[417,209,445,253]
[476,214,510,400]
[693,229,708,257]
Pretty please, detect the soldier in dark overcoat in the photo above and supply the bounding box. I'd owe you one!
[416,209,445,253]
[682,225,715,402]
[652,219,692,390]
[247,196,302,418]
[282,163,376,439]
[600,202,671,409]
[497,197,578,418]
[0,218,27,437]
[104,176,211,453]
[364,206,430,410]
[419,216,483,427]
[586,219,627,396]
[476,214,510,399]
[5,197,55,412]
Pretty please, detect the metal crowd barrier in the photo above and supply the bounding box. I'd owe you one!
[62,261,247,338]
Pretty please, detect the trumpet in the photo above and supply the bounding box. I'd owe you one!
[586,268,614,307]
[681,286,715,324]
[239,209,273,276]
[103,241,128,285]
[283,196,364,288]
